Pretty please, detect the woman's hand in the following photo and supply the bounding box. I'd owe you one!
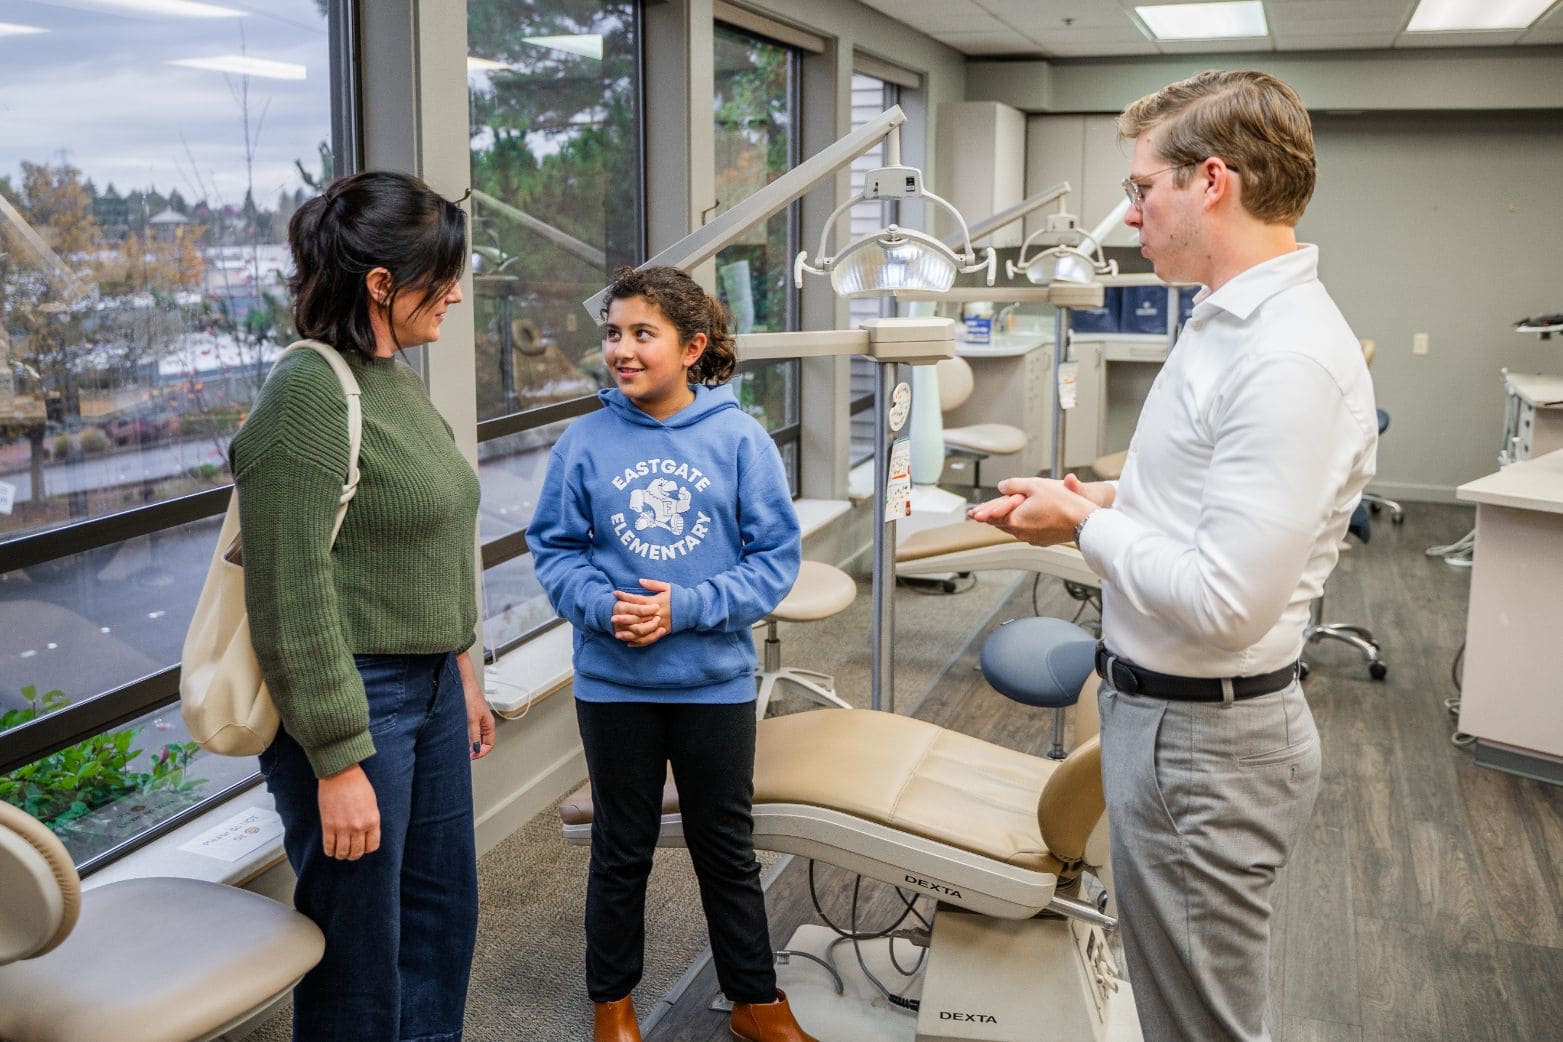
[318,764,380,860]
[459,649,496,761]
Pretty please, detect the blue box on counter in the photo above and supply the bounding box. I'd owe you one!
[1177,286,1199,329]
[1119,285,1173,333]
[1069,286,1120,333]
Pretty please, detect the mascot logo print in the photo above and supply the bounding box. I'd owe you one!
[630,477,691,535]
[609,458,714,561]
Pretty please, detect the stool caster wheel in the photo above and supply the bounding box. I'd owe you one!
[1369,660,1387,681]
[1298,661,1311,681]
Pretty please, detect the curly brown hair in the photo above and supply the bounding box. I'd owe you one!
[599,266,737,386]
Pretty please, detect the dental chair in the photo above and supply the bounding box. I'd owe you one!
[559,693,1139,1041]
[895,520,1100,590]
[0,801,325,1042]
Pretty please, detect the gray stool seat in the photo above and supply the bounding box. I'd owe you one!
[756,560,858,718]
[980,616,1097,758]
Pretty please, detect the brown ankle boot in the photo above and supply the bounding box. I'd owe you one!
[729,989,818,1042]
[593,994,641,1042]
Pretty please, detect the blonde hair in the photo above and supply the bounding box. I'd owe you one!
[1117,69,1316,226]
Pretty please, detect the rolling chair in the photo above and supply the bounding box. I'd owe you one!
[755,559,858,719]
[937,355,1027,500]
[1302,499,1388,681]
[0,800,325,1042]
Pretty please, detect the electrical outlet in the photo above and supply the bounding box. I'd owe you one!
[1413,332,1430,356]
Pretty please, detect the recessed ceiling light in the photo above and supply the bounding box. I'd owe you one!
[1135,1,1268,41]
[31,0,244,17]
[1407,0,1553,32]
[169,55,306,80]
[522,34,604,60]
[0,22,48,36]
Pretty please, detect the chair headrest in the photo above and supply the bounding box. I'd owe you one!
[1035,735,1104,866]
[0,801,80,962]
[935,355,974,412]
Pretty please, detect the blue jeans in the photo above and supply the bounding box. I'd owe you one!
[260,652,478,1042]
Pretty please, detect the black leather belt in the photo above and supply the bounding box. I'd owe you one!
[1095,642,1297,702]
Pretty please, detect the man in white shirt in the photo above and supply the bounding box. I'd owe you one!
[970,70,1377,1042]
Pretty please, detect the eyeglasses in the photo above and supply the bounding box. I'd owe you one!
[1121,160,1238,209]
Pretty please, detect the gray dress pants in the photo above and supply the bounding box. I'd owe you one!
[1098,679,1321,1042]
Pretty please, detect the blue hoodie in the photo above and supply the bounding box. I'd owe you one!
[527,385,801,703]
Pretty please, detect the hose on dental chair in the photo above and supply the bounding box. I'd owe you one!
[805,860,930,1014]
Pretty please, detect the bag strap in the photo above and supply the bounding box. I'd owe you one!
[274,339,363,546]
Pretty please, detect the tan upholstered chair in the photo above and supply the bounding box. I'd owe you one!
[0,800,324,1042]
[755,560,858,719]
[937,355,1027,500]
[562,668,1110,920]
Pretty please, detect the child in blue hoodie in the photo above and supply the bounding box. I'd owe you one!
[528,266,816,1042]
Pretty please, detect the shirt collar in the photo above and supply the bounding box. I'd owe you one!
[1197,244,1319,322]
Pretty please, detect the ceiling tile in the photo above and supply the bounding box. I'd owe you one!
[1154,38,1279,54]
[935,31,1050,54]
[979,0,1131,31]
[1271,30,1398,48]
[857,0,1007,34]
[1394,30,1527,48]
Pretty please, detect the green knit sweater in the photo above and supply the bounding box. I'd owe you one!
[230,347,480,778]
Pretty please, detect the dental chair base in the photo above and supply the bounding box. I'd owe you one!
[917,907,1136,1042]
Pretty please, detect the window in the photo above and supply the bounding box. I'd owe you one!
[466,0,643,656]
[713,23,800,489]
[847,72,900,466]
[1,0,336,869]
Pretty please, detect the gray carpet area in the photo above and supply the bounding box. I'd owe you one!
[242,566,1045,1041]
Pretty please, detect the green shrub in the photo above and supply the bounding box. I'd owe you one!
[0,685,208,862]
[51,433,72,458]
[77,427,109,455]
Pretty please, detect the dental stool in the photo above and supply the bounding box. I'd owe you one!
[755,560,858,719]
[0,801,325,1042]
[937,356,1027,500]
[1090,449,1128,481]
[980,615,1098,759]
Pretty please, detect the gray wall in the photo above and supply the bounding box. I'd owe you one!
[1305,111,1563,500]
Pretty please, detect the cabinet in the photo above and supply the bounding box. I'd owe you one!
[935,101,1026,248]
[1024,114,1137,248]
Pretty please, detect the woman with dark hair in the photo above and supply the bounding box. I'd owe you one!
[230,169,493,1042]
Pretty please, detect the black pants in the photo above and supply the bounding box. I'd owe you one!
[576,698,777,1005]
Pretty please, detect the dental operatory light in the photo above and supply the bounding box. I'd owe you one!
[794,131,995,297]
[1007,196,1128,286]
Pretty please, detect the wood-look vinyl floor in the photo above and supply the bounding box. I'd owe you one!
[646,502,1563,1042]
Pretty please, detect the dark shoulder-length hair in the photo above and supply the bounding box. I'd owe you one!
[287,170,467,357]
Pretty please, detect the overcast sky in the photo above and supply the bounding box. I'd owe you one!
[0,0,330,212]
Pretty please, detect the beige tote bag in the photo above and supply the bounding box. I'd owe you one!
[180,340,362,756]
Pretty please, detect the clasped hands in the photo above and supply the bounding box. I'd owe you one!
[612,578,672,647]
[968,473,1114,545]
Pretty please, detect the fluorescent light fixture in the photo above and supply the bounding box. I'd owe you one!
[522,34,603,60]
[33,0,244,17]
[1407,0,1553,31]
[1136,1,1268,40]
[169,55,307,80]
[0,22,47,36]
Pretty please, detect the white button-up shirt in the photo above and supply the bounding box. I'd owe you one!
[1079,245,1378,678]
